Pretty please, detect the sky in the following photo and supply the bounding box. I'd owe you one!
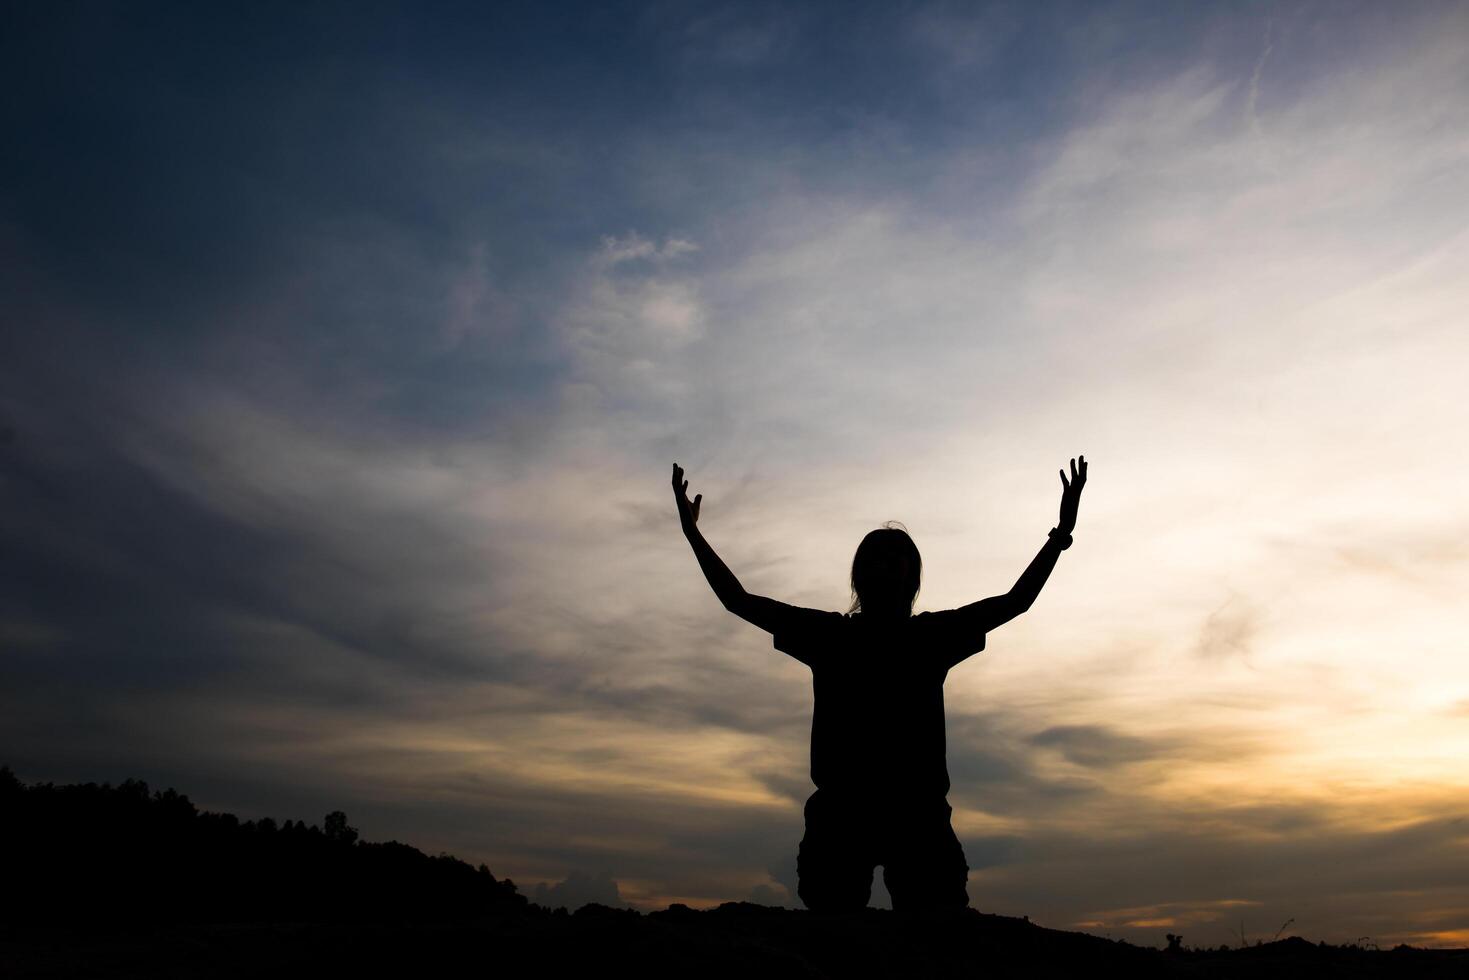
[4,0,1469,948]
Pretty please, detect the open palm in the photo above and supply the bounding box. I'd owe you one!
[1058,455,1087,534]
[672,462,702,529]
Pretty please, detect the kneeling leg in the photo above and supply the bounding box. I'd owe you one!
[796,792,875,912]
[881,803,969,912]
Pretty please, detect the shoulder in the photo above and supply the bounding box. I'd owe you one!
[770,606,848,666]
[912,609,987,660]
[912,608,979,632]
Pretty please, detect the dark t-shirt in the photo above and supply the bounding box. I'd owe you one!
[769,606,986,800]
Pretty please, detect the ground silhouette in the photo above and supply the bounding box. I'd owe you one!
[0,765,525,924]
[4,767,1467,978]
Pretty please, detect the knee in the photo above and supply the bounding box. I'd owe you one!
[798,876,871,913]
[797,846,873,912]
[882,848,970,912]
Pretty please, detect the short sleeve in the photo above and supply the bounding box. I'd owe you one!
[914,609,987,669]
[768,603,846,668]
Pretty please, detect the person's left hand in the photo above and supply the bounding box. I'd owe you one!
[672,462,702,530]
[1057,455,1087,534]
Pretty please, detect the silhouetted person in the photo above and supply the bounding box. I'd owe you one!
[672,456,1088,913]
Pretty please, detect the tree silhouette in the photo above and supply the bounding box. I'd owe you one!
[0,766,526,923]
[324,809,359,845]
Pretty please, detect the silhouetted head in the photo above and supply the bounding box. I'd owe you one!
[849,522,921,618]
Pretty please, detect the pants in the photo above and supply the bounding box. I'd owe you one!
[796,788,969,912]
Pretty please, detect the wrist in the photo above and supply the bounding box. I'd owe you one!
[1047,527,1073,550]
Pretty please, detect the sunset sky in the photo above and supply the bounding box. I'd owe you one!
[5,0,1469,948]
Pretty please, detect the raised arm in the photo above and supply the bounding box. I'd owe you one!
[951,455,1088,635]
[672,462,741,606]
[672,462,797,634]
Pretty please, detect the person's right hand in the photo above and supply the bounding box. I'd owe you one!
[1057,455,1087,535]
[672,462,702,530]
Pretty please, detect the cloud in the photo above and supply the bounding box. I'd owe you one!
[972,809,1469,947]
[1195,593,1258,662]
[598,233,700,267]
[1027,724,1167,769]
[1245,14,1273,137]
[746,881,792,907]
[909,2,1022,71]
[531,870,625,911]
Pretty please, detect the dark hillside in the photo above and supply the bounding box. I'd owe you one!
[4,767,1467,979]
[0,766,525,923]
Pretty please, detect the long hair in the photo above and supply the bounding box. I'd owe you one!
[848,521,922,616]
